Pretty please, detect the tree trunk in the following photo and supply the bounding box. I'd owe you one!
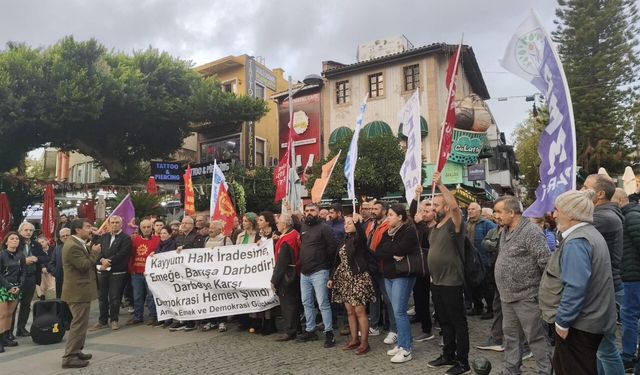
[73,140,127,183]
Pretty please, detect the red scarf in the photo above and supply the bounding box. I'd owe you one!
[275,229,301,274]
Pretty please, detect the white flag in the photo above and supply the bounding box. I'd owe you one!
[399,90,422,204]
[343,96,368,201]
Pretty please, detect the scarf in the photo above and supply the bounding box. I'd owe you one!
[274,229,301,273]
[387,222,404,236]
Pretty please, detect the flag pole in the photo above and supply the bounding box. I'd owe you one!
[432,34,464,202]
[286,76,294,201]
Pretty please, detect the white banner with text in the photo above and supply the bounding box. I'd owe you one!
[145,240,279,321]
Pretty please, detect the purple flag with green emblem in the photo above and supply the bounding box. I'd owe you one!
[501,10,576,217]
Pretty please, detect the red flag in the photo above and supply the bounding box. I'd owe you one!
[212,183,237,236]
[274,109,295,203]
[183,165,196,216]
[146,176,158,195]
[435,45,462,173]
[273,149,289,203]
[0,193,11,240]
[41,184,57,246]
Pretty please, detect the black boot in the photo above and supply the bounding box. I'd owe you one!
[2,331,17,347]
[261,319,275,336]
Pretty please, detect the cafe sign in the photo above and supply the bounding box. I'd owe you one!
[448,129,488,165]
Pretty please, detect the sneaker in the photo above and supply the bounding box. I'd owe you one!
[368,327,380,336]
[218,322,227,332]
[407,307,416,316]
[445,363,471,375]
[521,351,533,360]
[169,322,186,331]
[296,331,319,342]
[201,322,215,332]
[152,320,164,327]
[125,318,143,326]
[414,332,435,342]
[390,348,412,363]
[384,332,398,344]
[128,307,134,314]
[110,321,120,330]
[476,337,505,352]
[480,311,494,320]
[623,359,635,373]
[324,331,336,348]
[427,355,456,368]
[184,325,196,332]
[387,345,401,356]
[88,322,107,332]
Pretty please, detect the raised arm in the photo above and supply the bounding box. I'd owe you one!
[433,171,462,232]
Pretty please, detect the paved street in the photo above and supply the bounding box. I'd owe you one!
[0,302,548,374]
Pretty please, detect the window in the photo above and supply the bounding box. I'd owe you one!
[403,64,420,91]
[255,138,266,167]
[369,72,384,98]
[254,84,265,100]
[199,135,241,163]
[336,80,350,104]
[222,81,234,93]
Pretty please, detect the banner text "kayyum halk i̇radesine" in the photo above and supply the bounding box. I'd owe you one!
[145,240,279,321]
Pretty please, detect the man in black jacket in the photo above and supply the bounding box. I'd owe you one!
[612,188,640,371]
[13,221,48,337]
[296,203,338,348]
[88,215,132,331]
[48,228,71,299]
[168,216,201,332]
[583,174,625,373]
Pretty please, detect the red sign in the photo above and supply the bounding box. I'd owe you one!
[278,91,321,178]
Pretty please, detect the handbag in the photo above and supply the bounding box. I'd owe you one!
[394,246,428,277]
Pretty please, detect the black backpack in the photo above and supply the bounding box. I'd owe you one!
[456,234,487,288]
[30,299,71,345]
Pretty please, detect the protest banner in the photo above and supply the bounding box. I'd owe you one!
[145,240,279,321]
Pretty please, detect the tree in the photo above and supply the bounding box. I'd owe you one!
[512,108,548,204]
[553,0,640,173]
[305,134,405,201]
[0,37,268,183]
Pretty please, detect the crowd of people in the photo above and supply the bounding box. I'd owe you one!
[0,171,635,374]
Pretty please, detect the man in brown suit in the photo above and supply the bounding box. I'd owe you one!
[61,219,101,369]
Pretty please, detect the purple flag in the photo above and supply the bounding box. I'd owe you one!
[501,11,576,217]
[98,194,136,235]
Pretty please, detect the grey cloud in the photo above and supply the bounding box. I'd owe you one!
[0,0,561,140]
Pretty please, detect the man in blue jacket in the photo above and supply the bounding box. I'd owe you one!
[466,203,496,319]
[539,189,616,375]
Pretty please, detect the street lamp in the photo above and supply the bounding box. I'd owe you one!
[302,74,323,87]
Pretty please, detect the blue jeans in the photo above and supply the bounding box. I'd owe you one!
[621,282,640,360]
[300,269,332,333]
[385,276,416,351]
[597,284,624,374]
[369,271,397,332]
[131,274,157,321]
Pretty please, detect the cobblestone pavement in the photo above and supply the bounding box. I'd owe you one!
[57,313,540,375]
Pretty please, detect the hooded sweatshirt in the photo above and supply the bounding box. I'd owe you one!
[593,202,624,288]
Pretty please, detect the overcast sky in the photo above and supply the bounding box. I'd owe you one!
[1,0,560,144]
